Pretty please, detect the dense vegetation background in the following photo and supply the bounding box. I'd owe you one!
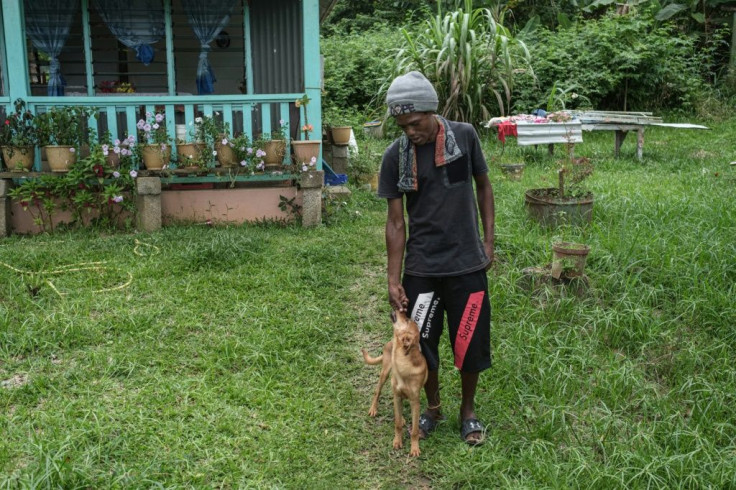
[321,0,736,127]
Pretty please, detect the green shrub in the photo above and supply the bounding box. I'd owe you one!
[321,25,404,114]
[512,11,706,113]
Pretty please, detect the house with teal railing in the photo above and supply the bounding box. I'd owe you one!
[0,0,336,234]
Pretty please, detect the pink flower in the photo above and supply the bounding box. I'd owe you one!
[240,160,247,167]
[155,113,164,123]
[113,171,120,178]
[129,170,138,178]
[69,147,76,153]
[310,156,317,164]
[152,123,159,130]
[302,164,308,172]
[143,123,151,132]
[113,195,124,203]
[221,138,228,145]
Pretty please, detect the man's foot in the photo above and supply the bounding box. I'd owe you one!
[408,411,445,440]
[460,418,486,446]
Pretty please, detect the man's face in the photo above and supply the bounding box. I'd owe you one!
[395,112,437,146]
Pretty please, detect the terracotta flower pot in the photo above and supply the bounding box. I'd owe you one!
[141,144,172,170]
[292,140,321,166]
[262,139,286,169]
[2,146,35,171]
[215,139,237,167]
[176,142,206,162]
[331,126,352,145]
[44,145,78,172]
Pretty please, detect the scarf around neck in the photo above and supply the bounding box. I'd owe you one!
[397,115,463,192]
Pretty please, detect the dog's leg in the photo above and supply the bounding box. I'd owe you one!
[369,362,391,417]
[409,393,422,457]
[392,393,404,450]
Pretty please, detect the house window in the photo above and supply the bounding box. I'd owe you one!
[24,0,248,96]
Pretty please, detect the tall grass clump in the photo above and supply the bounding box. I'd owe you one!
[385,0,531,124]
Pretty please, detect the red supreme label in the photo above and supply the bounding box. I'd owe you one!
[454,291,485,370]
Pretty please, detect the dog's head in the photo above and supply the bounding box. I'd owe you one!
[391,310,420,353]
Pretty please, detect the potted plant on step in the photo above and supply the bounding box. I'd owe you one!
[292,94,321,167]
[35,106,96,172]
[0,98,38,172]
[177,115,217,171]
[525,139,593,227]
[136,110,172,170]
[262,119,288,170]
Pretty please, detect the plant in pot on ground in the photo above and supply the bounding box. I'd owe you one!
[35,106,97,172]
[0,98,38,171]
[524,133,594,228]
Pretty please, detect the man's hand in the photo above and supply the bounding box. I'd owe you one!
[389,283,409,312]
[484,241,495,270]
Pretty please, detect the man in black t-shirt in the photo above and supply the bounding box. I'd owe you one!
[377,71,495,446]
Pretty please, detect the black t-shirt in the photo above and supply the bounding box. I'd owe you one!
[377,120,490,277]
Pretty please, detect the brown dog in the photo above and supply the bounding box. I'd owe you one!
[362,310,428,456]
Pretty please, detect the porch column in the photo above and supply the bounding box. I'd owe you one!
[2,0,30,102]
[300,170,323,227]
[136,177,162,233]
[302,0,322,168]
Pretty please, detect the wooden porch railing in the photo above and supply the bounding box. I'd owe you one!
[2,93,315,176]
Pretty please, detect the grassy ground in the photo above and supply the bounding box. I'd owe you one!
[1,120,735,488]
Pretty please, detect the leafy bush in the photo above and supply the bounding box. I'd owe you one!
[512,11,706,114]
[321,25,404,115]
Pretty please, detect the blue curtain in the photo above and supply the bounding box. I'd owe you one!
[181,0,238,95]
[24,0,79,96]
[93,0,164,66]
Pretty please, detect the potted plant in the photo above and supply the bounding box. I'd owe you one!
[550,241,590,279]
[35,106,95,172]
[292,94,320,166]
[525,139,593,227]
[0,98,38,172]
[177,115,215,170]
[99,132,135,169]
[135,110,171,170]
[323,106,352,145]
[262,119,288,170]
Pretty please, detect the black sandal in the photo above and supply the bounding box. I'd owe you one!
[408,413,445,440]
[460,418,486,446]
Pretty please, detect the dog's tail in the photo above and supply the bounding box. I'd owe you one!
[361,348,383,366]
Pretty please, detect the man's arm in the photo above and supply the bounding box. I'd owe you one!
[474,173,495,266]
[386,197,408,312]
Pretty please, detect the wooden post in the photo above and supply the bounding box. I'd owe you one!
[636,127,645,160]
[614,130,627,158]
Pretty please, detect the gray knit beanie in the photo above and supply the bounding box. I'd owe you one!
[386,71,439,117]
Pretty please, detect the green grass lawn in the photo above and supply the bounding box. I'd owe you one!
[1,120,735,488]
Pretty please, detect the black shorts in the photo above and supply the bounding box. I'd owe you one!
[402,269,492,373]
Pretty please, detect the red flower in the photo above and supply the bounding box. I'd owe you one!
[4,120,9,125]
[93,164,104,177]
